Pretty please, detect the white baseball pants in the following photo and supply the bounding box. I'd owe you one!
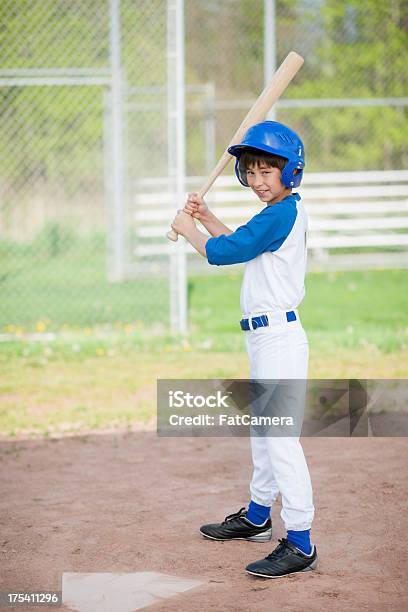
[244,309,315,531]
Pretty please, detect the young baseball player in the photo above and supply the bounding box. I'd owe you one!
[171,120,316,578]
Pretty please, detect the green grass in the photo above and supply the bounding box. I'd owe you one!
[0,228,169,329]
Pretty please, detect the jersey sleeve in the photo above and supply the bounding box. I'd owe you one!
[205,202,297,266]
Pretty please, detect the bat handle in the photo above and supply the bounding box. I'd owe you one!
[167,228,178,242]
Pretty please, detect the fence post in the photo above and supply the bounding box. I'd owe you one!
[264,0,277,121]
[167,0,188,335]
[108,0,126,282]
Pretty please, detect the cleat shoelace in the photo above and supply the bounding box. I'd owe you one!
[265,538,295,561]
[222,507,246,525]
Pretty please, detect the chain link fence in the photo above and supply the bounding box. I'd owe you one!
[1,0,171,336]
[1,0,407,336]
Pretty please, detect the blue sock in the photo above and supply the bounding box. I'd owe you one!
[246,500,270,525]
[287,529,312,555]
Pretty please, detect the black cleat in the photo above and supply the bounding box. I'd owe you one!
[200,507,272,542]
[246,538,318,578]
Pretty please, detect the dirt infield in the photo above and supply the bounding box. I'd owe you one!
[1,432,407,611]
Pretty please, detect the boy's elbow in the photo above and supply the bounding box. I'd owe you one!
[205,241,224,265]
[206,254,225,266]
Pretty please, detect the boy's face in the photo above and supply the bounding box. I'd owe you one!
[246,162,289,204]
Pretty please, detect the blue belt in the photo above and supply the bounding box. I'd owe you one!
[240,311,297,331]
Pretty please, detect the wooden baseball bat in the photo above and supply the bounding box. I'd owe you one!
[167,50,304,241]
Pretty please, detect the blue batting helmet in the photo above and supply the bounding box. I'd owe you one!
[228,121,305,188]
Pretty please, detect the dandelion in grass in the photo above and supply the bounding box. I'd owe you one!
[181,339,191,351]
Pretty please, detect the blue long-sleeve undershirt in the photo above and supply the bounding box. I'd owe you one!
[205,193,299,266]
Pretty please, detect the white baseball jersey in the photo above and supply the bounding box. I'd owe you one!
[205,193,308,316]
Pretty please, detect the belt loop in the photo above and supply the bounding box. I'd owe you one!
[248,317,254,331]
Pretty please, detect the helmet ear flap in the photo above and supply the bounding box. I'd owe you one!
[234,157,249,187]
[281,160,304,188]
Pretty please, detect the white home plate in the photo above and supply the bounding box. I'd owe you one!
[62,572,204,611]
